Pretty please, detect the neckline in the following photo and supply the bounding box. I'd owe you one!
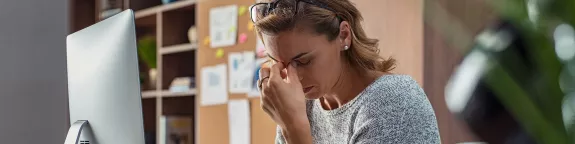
[313,74,397,115]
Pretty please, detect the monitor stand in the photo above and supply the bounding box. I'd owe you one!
[64,120,96,144]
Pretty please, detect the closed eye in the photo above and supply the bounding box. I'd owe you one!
[295,59,311,66]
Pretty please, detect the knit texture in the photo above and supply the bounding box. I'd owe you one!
[276,75,440,144]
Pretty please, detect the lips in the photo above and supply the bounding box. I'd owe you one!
[303,86,314,93]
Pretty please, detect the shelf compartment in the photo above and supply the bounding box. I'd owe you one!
[135,12,156,39]
[70,0,97,33]
[129,0,162,12]
[162,96,195,116]
[161,96,195,144]
[161,3,196,47]
[138,59,158,91]
[161,51,196,90]
[135,14,157,91]
[142,98,157,143]
[135,12,157,30]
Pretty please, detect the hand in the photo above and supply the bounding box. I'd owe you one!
[259,63,312,143]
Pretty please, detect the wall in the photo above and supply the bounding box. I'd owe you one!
[352,0,424,84]
[0,0,69,143]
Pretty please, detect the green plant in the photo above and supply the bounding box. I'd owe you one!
[482,0,575,143]
[138,36,157,69]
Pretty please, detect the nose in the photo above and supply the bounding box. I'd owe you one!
[297,67,304,81]
[282,61,304,81]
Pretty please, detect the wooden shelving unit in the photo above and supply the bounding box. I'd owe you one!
[160,43,198,54]
[161,89,197,97]
[142,90,158,98]
[70,0,198,143]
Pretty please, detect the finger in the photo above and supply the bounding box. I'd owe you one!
[280,69,287,80]
[286,64,300,83]
[269,63,285,82]
[257,79,263,92]
[258,77,269,93]
[260,94,276,118]
[259,67,270,80]
[259,76,270,93]
[260,102,276,121]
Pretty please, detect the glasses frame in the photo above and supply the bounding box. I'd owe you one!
[249,0,336,23]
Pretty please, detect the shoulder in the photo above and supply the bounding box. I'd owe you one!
[359,75,431,112]
[352,75,440,143]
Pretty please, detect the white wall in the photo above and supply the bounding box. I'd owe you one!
[0,0,69,143]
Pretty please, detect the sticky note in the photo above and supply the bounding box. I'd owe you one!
[229,26,237,33]
[203,37,211,46]
[247,22,254,31]
[216,49,225,58]
[227,26,237,39]
[239,33,248,44]
[238,6,248,16]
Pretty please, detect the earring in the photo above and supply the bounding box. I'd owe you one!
[344,45,349,50]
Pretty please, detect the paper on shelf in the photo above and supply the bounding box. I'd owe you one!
[200,64,228,106]
[228,99,251,144]
[210,5,238,48]
[228,51,256,94]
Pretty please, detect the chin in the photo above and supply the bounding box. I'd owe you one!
[304,91,322,100]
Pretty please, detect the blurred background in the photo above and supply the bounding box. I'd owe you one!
[2,0,575,143]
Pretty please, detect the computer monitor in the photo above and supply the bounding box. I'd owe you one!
[65,9,145,144]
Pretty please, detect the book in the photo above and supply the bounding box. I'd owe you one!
[159,116,193,144]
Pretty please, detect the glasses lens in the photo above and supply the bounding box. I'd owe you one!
[250,4,267,23]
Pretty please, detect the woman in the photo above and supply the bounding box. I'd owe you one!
[252,0,440,143]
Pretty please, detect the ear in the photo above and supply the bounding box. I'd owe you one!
[338,21,352,48]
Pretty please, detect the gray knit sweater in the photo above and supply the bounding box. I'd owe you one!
[275,75,440,144]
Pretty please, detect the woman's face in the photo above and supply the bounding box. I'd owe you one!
[262,30,344,99]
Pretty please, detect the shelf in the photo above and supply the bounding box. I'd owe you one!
[134,0,196,19]
[135,6,160,19]
[162,0,196,12]
[160,43,197,54]
[160,89,196,97]
[141,90,158,98]
[142,89,195,98]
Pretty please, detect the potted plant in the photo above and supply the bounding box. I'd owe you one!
[138,36,157,89]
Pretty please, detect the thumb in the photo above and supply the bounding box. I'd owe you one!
[286,64,300,83]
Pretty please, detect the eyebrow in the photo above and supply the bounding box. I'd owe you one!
[266,52,309,63]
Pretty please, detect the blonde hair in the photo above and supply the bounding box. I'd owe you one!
[254,0,395,72]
